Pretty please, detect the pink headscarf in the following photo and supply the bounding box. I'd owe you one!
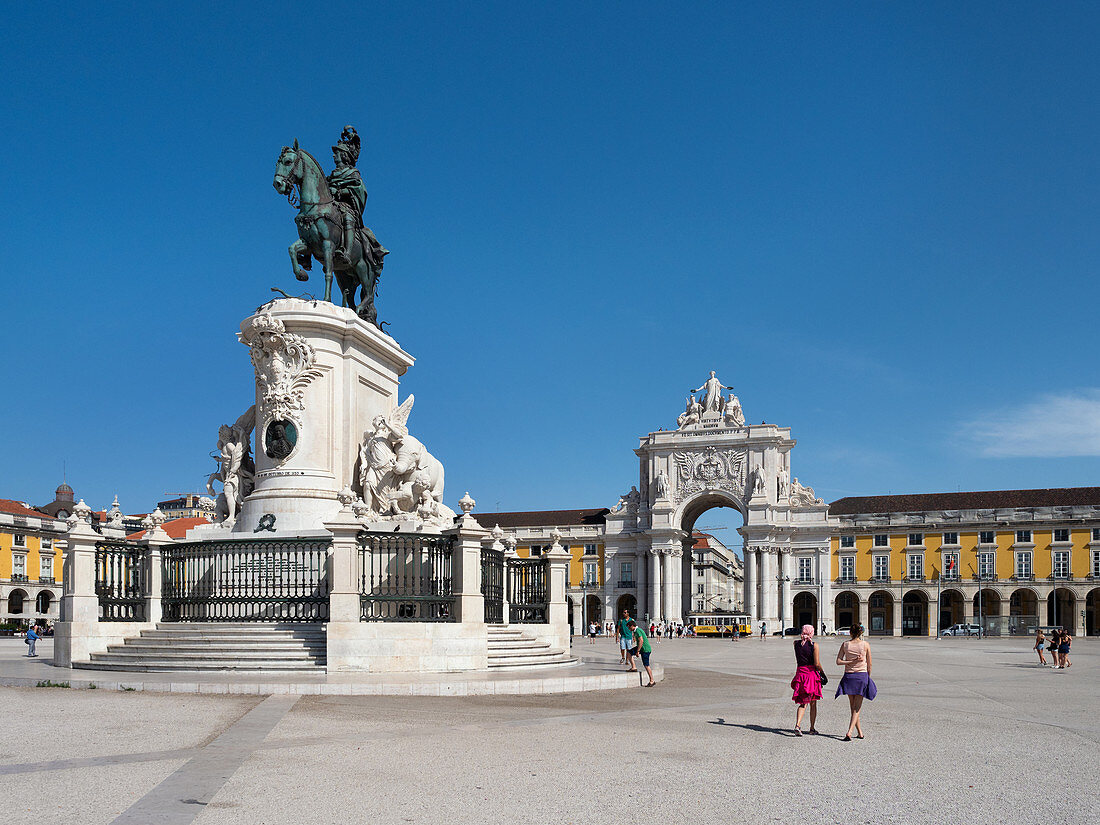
[800,624,815,643]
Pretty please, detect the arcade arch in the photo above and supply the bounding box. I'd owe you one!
[1086,589,1099,637]
[1047,588,1075,634]
[792,592,818,630]
[902,590,928,636]
[7,589,26,615]
[834,591,859,631]
[939,589,965,629]
[868,590,894,636]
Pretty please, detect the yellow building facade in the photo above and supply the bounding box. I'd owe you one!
[1,498,67,625]
[828,488,1100,637]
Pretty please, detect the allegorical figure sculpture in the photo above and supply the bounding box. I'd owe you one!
[724,392,745,427]
[691,371,732,415]
[273,126,389,325]
[750,466,766,497]
[677,394,704,429]
[207,406,257,526]
[358,396,453,525]
[654,468,670,501]
[790,478,824,506]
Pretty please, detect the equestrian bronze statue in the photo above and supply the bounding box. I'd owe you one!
[273,126,389,325]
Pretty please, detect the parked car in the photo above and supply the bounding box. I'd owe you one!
[772,627,801,636]
[942,623,982,636]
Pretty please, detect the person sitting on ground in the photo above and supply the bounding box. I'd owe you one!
[627,619,656,687]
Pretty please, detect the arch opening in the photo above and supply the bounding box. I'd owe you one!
[902,590,929,636]
[679,498,744,625]
[868,590,894,636]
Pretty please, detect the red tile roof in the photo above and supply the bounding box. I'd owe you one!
[473,508,609,530]
[829,487,1100,516]
[0,499,52,520]
[127,516,211,541]
[692,531,712,550]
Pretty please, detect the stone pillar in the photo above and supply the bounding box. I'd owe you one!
[649,548,662,622]
[1074,598,1086,638]
[323,505,362,624]
[54,503,102,667]
[743,548,757,619]
[818,547,832,633]
[542,529,572,652]
[668,548,684,624]
[759,548,776,625]
[926,596,937,638]
[503,535,518,625]
[144,523,171,626]
[778,548,791,631]
[449,513,489,624]
[661,550,675,623]
[892,595,903,637]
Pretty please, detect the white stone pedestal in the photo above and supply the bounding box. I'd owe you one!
[234,299,414,535]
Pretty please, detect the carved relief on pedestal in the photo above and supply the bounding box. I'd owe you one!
[671,446,746,503]
[240,313,324,464]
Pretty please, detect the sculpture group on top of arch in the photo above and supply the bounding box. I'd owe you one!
[677,370,744,429]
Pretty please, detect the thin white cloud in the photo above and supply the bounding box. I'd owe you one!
[964,390,1100,458]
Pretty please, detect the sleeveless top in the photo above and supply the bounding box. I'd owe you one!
[794,640,816,667]
[840,640,868,673]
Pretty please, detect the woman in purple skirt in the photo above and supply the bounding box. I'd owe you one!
[835,623,876,740]
[790,624,823,736]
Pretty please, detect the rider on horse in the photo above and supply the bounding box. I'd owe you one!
[328,126,387,269]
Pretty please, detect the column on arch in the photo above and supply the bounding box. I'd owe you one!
[661,549,675,623]
[778,548,792,630]
[818,546,832,633]
[648,548,662,622]
[744,548,757,619]
[759,547,777,624]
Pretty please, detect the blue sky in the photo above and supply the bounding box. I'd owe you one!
[2,3,1098,521]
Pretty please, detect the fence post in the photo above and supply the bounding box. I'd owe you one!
[544,528,572,642]
[323,500,362,624]
[503,534,518,625]
[144,510,170,625]
[444,494,488,624]
[55,500,100,666]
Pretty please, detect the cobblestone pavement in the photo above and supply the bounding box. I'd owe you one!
[0,635,1096,824]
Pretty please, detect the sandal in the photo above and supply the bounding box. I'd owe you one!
[843,735,852,741]
[795,727,802,737]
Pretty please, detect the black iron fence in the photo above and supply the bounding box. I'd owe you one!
[508,557,548,623]
[95,541,147,621]
[481,547,504,624]
[162,538,331,622]
[358,532,456,622]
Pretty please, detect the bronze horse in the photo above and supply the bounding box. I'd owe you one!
[272,141,383,324]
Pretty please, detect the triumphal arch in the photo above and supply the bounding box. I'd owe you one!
[602,371,831,628]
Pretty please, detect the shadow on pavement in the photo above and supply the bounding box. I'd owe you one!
[708,718,802,737]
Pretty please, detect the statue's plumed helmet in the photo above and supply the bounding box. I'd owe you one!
[333,125,361,164]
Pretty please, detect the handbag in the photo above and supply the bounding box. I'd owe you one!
[818,668,829,686]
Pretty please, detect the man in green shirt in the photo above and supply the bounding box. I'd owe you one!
[617,609,634,666]
[627,620,656,687]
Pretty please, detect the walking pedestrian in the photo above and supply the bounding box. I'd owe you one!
[25,624,41,657]
[790,624,823,736]
[835,623,876,740]
[1033,628,1046,666]
[617,609,634,669]
[627,620,656,687]
[588,621,597,644]
[760,621,768,641]
[1048,629,1061,668]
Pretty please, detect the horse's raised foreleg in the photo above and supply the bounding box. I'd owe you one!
[289,240,310,282]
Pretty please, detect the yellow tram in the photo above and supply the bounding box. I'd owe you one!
[689,613,752,637]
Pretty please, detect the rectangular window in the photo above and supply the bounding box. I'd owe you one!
[942,532,958,545]
[41,537,52,550]
[13,534,25,547]
[840,556,855,581]
[40,555,52,578]
[1052,550,1070,579]
[840,535,855,548]
[620,561,633,583]
[908,533,923,546]
[872,555,889,580]
[1092,550,1100,577]
[13,555,26,576]
[530,545,542,557]
[907,554,924,580]
[979,531,995,545]
[873,534,888,547]
[942,552,959,580]
[584,543,597,555]
[978,552,996,579]
[583,562,597,585]
[1016,530,1031,543]
[1015,551,1032,579]
[798,557,813,582]
[1093,528,1100,542]
[694,584,703,594]
[1053,529,1069,543]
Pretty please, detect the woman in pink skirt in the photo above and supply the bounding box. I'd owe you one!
[790,624,823,736]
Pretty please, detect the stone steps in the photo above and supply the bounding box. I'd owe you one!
[486,624,574,670]
[73,622,327,672]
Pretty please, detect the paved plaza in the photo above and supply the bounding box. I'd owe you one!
[0,636,1095,824]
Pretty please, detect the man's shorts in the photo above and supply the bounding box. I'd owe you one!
[619,637,631,650]
[640,650,651,667]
